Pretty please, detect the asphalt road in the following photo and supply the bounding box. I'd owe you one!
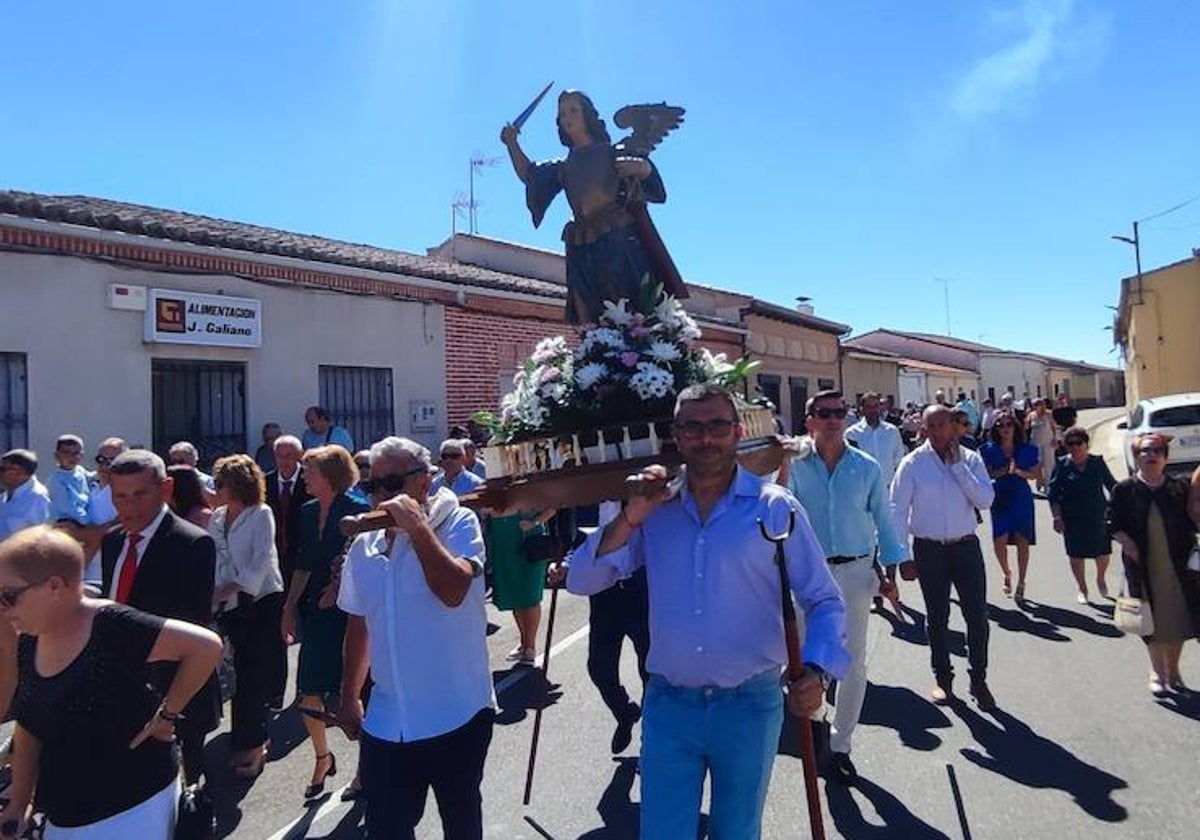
[210,407,1197,838]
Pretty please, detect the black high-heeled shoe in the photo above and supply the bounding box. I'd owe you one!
[303,752,337,799]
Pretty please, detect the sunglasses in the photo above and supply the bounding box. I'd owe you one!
[95,455,114,466]
[1066,441,1087,448]
[674,418,737,440]
[0,580,44,609]
[1138,447,1166,457]
[361,466,429,496]
[810,408,847,420]
[994,422,1015,428]
[440,452,463,460]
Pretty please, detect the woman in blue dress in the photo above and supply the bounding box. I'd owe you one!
[980,410,1041,601]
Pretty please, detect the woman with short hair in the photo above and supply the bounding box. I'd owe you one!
[1048,427,1118,604]
[208,454,283,779]
[281,445,369,799]
[1108,433,1200,695]
[0,526,221,839]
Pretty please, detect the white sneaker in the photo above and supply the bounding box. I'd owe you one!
[1076,591,1089,605]
[1148,678,1169,697]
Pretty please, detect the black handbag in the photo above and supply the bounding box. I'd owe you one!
[521,532,557,563]
[175,783,215,840]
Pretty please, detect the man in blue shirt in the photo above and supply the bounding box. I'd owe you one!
[569,384,848,839]
[301,406,355,453]
[787,390,909,784]
[0,449,51,541]
[430,439,485,498]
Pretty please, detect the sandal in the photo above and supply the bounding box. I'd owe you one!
[304,752,337,799]
[1002,573,1012,596]
[1015,582,1026,601]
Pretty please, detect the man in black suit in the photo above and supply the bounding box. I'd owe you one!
[101,449,220,786]
[264,434,311,707]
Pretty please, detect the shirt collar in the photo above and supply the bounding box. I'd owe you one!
[8,478,37,500]
[131,504,170,540]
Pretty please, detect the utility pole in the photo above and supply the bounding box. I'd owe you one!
[933,277,952,336]
[1111,221,1143,304]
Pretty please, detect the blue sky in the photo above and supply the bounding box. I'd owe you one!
[4,1,1198,366]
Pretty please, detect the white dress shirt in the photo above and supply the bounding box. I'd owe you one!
[208,503,283,609]
[338,503,495,742]
[108,504,170,598]
[890,442,995,545]
[845,418,907,488]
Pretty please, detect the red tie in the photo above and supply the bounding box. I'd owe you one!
[115,532,142,604]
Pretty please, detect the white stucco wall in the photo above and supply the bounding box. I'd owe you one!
[0,252,447,467]
[979,355,1048,403]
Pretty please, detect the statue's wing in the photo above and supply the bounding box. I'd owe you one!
[612,103,686,157]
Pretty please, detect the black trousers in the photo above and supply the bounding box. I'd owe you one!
[219,592,284,751]
[361,708,494,840]
[913,536,990,681]
[587,567,650,720]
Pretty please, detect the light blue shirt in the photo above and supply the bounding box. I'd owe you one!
[48,466,89,523]
[0,477,51,541]
[568,466,849,687]
[87,482,117,525]
[787,445,908,565]
[431,469,485,498]
[301,425,354,453]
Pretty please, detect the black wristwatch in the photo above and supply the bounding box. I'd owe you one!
[803,663,831,690]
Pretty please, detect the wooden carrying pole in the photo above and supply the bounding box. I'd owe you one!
[522,557,563,805]
[758,512,826,840]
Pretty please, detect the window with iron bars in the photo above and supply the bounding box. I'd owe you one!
[319,366,395,452]
[0,353,28,452]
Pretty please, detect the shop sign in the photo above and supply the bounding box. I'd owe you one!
[144,289,262,348]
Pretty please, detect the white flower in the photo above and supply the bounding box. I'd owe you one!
[646,340,682,363]
[699,348,734,378]
[600,298,636,327]
[574,362,608,391]
[580,327,626,355]
[629,362,675,401]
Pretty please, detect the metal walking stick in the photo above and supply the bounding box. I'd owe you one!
[522,544,564,806]
[758,511,827,840]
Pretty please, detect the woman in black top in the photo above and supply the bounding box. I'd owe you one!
[0,526,221,839]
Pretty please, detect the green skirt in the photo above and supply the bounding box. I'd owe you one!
[490,513,548,611]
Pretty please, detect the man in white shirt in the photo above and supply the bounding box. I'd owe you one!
[844,391,906,489]
[338,436,495,840]
[0,449,51,541]
[168,441,215,500]
[891,405,997,711]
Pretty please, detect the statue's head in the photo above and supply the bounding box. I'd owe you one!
[557,90,611,148]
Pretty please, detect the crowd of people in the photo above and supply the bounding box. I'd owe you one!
[0,386,1197,838]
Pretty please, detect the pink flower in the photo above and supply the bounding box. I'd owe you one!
[630,326,651,338]
[538,366,561,384]
[620,351,640,368]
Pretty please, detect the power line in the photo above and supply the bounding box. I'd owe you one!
[1138,190,1200,224]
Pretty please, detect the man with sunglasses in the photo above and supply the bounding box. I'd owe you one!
[431,438,485,498]
[787,391,908,784]
[568,384,848,839]
[891,405,997,710]
[337,436,495,839]
[0,449,50,542]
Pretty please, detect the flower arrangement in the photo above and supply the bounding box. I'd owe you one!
[474,281,759,444]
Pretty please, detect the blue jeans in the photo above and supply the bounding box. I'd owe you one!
[641,669,783,840]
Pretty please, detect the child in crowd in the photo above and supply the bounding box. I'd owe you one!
[47,433,90,525]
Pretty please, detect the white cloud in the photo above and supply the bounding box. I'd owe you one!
[949,0,1111,121]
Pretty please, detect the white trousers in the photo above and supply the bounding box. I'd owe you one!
[827,558,877,754]
[46,778,178,840]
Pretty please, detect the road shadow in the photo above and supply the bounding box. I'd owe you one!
[825,774,951,839]
[877,605,965,656]
[858,682,952,751]
[494,669,563,726]
[1025,601,1122,639]
[1156,690,1200,722]
[322,800,368,838]
[986,603,1069,642]
[951,705,1128,822]
[577,756,641,839]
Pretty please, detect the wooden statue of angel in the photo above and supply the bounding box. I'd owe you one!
[501,88,689,325]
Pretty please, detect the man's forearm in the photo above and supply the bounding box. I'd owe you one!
[411,526,474,607]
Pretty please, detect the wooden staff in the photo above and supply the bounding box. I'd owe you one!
[758,511,826,840]
[522,550,563,806]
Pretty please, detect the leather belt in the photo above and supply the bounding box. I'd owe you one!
[827,554,869,565]
[914,534,977,546]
